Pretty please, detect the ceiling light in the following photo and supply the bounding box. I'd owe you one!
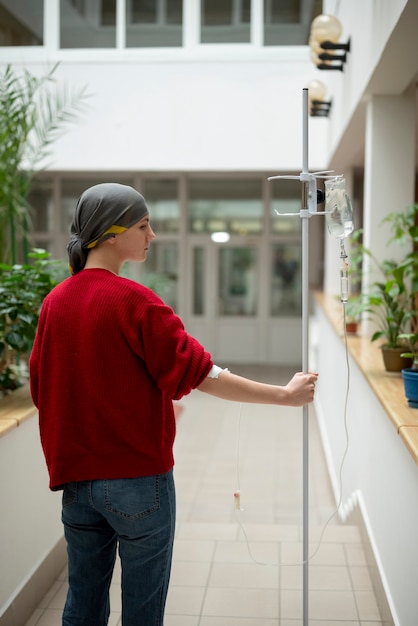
[211,232,230,243]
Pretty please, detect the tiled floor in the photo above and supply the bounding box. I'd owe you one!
[24,366,385,625]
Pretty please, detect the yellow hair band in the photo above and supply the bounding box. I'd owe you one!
[87,224,128,249]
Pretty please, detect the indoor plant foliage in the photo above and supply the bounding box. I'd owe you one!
[356,243,413,348]
[0,63,89,264]
[350,221,416,371]
[383,204,418,329]
[399,333,418,369]
[0,249,68,395]
[366,259,412,348]
[0,64,88,394]
[377,205,418,368]
[343,294,366,334]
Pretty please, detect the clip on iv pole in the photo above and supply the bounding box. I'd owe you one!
[268,87,346,626]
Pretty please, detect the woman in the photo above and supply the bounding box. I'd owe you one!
[29,182,317,626]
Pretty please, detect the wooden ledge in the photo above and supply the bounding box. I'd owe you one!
[0,385,37,438]
[315,291,418,464]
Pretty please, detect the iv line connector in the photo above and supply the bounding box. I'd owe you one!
[339,239,348,259]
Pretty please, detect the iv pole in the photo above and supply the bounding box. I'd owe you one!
[270,89,352,625]
[269,87,319,625]
[301,87,311,626]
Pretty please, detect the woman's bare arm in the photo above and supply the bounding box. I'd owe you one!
[196,370,318,407]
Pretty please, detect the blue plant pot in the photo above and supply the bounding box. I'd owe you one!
[401,368,418,408]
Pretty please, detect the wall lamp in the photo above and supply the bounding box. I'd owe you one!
[307,80,332,118]
[309,14,350,71]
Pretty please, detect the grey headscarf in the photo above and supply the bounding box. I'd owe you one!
[67,183,149,274]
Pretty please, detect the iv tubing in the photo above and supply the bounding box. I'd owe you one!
[340,240,349,303]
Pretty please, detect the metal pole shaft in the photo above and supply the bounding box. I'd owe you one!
[301,88,310,626]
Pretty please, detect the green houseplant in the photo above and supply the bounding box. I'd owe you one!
[383,204,418,331]
[0,63,88,264]
[0,249,68,395]
[0,64,88,394]
[349,226,415,371]
[366,260,412,342]
[344,294,366,334]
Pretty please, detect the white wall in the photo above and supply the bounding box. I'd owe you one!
[314,305,418,626]
[4,0,409,177]
[319,0,417,301]
[312,4,418,623]
[322,0,410,169]
[0,417,62,615]
[11,56,329,174]
[0,0,330,174]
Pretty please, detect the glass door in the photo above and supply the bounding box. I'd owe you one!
[217,246,257,316]
[185,176,306,364]
[188,238,262,362]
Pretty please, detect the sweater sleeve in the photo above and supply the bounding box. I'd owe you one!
[29,309,43,408]
[124,288,213,400]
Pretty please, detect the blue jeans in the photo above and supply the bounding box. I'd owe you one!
[61,470,176,626]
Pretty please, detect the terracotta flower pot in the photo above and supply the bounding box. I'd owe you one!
[345,321,358,334]
[381,346,413,373]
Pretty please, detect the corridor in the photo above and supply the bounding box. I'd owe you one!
[24,366,385,625]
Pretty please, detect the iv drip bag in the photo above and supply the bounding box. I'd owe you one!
[324,176,354,238]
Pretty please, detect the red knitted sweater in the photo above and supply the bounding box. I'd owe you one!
[29,269,213,490]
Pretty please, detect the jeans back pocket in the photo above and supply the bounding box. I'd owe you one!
[103,475,161,521]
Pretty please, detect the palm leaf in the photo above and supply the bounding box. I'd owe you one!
[0,64,90,263]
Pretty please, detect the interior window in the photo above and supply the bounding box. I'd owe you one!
[192,247,205,315]
[200,0,251,43]
[270,242,302,316]
[142,179,180,234]
[0,1,43,46]
[188,178,263,235]
[126,0,183,47]
[218,246,257,316]
[60,0,116,48]
[264,0,322,45]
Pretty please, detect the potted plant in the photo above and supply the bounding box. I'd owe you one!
[383,204,418,314]
[0,63,88,264]
[366,259,414,371]
[398,333,418,407]
[0,64,88,396]
[345,229,372,334]
[344,294,364,334]
[0,249,68,396]
[349,228,414,371]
